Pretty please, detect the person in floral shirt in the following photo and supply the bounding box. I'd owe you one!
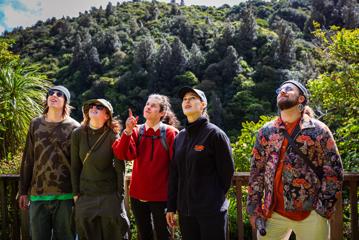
[247,80,343,240]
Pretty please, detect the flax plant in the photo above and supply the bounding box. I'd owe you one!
[0,61,49,161]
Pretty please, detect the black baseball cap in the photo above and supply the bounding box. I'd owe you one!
[178,86,207,105]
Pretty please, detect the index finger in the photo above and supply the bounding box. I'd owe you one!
[128,108,133,118]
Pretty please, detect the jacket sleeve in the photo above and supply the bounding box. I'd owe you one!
[315,125,344,218]
[246,129,266,217]
[167,137,178,212]
[71,129,82,195]
[19,121,35,195]
[214,130,234,193]
[112,133,126,199]
[112,128,139,160]
[166,126,178,160]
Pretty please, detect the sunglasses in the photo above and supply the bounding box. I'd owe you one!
[48,90,64,98]
[89,103,106,111]
[275,86,294,95]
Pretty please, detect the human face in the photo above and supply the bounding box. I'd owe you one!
[88,103,109,124]
[182,92,206,118]
[47,90,65,110]
[143,97,164,123]
[276,83,303,110]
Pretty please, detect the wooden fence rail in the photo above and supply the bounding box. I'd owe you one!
[1,173,358,240]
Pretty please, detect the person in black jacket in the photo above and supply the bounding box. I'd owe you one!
[166,86,234,240]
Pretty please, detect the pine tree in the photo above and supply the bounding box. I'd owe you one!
[234,4,257,62]
[273,20,296,68]
[134,36,156,71]
[189,43,205,77]
[154,40,172,91]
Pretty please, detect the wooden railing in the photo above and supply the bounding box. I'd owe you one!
[1,173,358,240]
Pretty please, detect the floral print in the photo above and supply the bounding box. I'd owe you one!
[247,114,343,219]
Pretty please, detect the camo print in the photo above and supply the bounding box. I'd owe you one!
[20,116,80,195]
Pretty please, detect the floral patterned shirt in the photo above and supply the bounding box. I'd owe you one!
[247,114,343,219]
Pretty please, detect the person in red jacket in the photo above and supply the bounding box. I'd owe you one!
[112,94,179,240]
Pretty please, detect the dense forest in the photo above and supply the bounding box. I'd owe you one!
[0,1,358,238]
[3,0,357,136]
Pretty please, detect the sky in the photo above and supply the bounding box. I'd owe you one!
[0,0,244,34]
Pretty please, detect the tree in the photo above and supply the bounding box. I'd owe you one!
[153,40,172,91]
[236,4,257,51]
[134,36,156,71]
[273,19,296,68]
[232,116,275,171]
[188,43,205,77]
[308,26,359,171]
[169,37,189,80]
[0,62,49,160]
[0,39,19,66]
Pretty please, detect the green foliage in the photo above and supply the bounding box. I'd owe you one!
[232,116,275,171]
[0,38,19,66]
[308,27,359,171]
[0,153,21,174]
[0,62,49,161]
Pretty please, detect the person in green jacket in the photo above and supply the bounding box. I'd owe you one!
[71,99,129,240]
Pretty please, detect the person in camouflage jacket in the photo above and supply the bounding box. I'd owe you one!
[247,80,343,240]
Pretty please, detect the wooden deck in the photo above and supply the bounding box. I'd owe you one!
[1,172,358,240]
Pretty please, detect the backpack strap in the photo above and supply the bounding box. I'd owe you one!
[159,123,169,152]
[281,124,324,181]
[136,124,145,147]
[136,123,169,155]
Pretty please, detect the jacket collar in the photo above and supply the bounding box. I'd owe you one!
[275,113,316,130]
[185,116,208,134]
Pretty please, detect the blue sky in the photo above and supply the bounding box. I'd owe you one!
[0,0,244,34]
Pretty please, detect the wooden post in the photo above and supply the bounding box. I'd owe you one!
[330,195,343,239]
[0,179,8,240]
[235,180,244,240]
[350,180,358,240]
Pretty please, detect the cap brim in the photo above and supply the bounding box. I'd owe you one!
[83,99,112,112]
[178,86,198,99]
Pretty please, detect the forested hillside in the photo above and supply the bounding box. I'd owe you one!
[4,0,359,136]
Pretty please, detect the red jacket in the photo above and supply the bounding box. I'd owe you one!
[112,123,178,201]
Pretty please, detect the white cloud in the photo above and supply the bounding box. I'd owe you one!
[1,0,121,30]
[1,0,245,31]
[2,5,40,29]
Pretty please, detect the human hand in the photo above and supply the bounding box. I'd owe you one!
[125,108,138,134]
[19,195,29,210]
[166,212,177,228]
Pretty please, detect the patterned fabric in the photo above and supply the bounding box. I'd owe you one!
[20,116,80,195]
[247,114,343,219]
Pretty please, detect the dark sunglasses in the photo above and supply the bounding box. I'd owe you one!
[275,86,294,95]
[89,103,106,111]
[48,89,64,98]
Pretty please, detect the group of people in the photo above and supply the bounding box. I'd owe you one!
[18,80,343,240]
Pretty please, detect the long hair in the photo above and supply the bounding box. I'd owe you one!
[81,106,122,134]
[148,94,180,128]
[43,98,73,119]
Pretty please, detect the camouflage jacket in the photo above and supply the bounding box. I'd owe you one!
[247,114,343,219]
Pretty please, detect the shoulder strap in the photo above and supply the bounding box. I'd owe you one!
[83,129,109,165]
[136,124,145,147]
[136,123,170,155]
[281,124,324,180]
[159,123,169,152]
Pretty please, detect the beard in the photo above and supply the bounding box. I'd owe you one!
[277,96,299,110]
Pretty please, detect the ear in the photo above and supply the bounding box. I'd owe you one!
[201,101,207,110]
[298,95,305,104]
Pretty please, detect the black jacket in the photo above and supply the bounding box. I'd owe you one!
[167,117,234,216]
